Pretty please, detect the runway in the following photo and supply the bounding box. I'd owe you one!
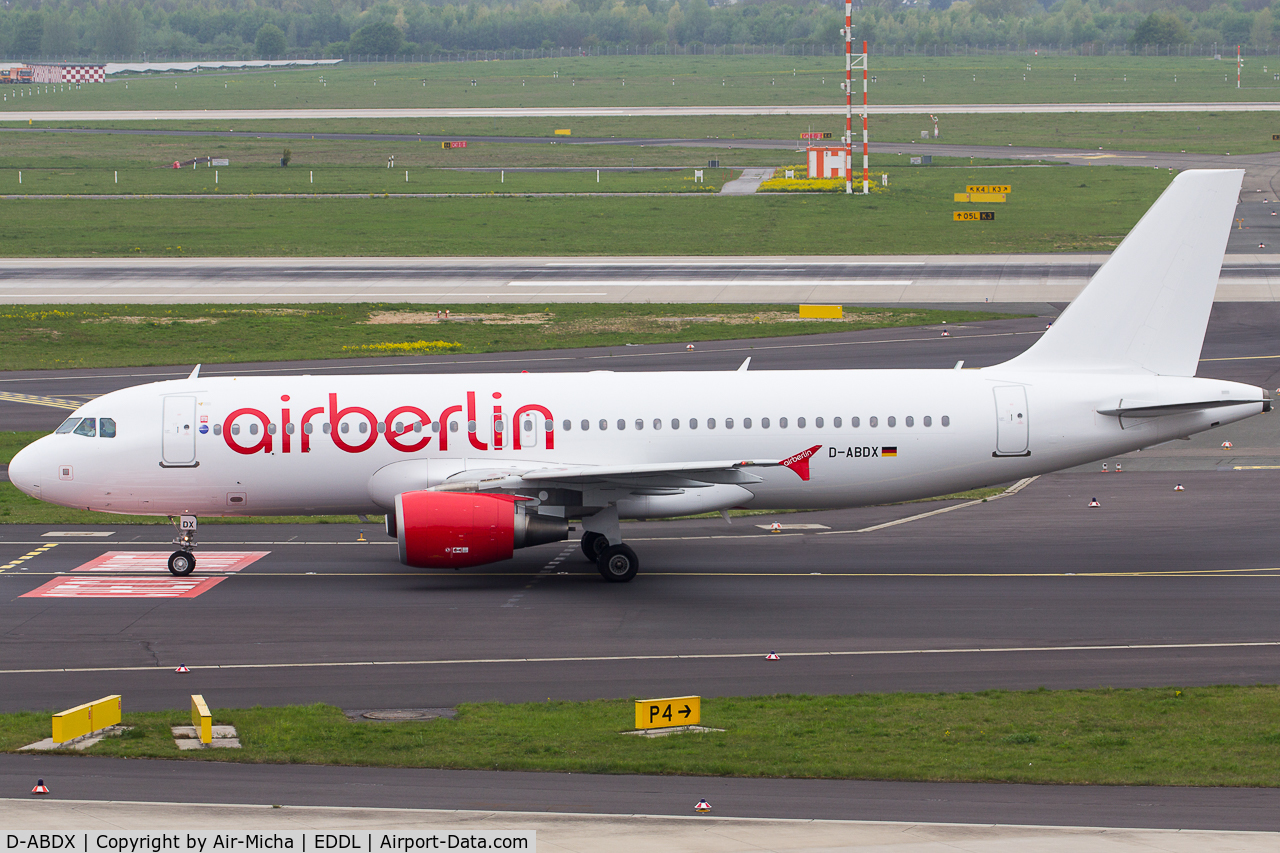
[7,102,1280,121]
[3,253,1280,304]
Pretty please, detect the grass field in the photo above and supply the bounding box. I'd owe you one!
[40,108,1277,155]
[5,686,1280,786]
[0,164,1169,256]
[0,163,735,195]
[3,56,1277,114]
[0,303,1010,369]
[0,127,1053,193]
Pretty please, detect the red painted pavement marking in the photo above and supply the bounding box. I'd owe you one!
[21,576,228,599]
[72,551,269,573]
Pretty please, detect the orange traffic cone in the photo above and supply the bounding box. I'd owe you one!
[695,798,712,813]
[1088,498,1100,507]
[31,779,48,795]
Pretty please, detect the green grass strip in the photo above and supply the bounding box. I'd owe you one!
[0,165,1169,258]
[5,687,1280,786]
[0,303,1014,370]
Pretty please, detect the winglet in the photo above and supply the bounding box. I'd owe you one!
[188,364,201,380]
[779,444,823,481]
[737,357,751,372]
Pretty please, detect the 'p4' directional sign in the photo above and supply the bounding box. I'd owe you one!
[635,695,701,730]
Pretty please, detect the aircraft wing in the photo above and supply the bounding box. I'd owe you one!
[433,445,824,492]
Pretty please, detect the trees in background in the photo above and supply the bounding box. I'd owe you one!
[0,0,1277,59]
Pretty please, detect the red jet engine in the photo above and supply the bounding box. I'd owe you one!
[394,490,568,568]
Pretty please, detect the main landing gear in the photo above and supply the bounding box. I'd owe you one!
[581,531,639,583]
[167,514,198,577]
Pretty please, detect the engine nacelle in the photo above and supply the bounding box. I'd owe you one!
[395,490,568,568]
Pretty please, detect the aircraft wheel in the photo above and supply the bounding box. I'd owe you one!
[597,543,639,583]
[581,532,608,561]
[168,550,196,577]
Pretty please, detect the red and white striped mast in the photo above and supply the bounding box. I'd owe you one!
[844,1,853,195]
[842,8,869,195]
[861,39,869,194]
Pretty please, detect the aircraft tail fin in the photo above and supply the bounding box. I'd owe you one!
[1003,169,1243,376]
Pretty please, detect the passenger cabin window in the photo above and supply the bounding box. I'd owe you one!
[869,416,878,428]
[635,419,644,431]
[887,416,896,427]
[851,417,860,428]
[708,418,716,429]
[942,416,951,427]
[563,420,572,431]
[725,418,734,429]
[73,418,97,437]
[56,418,81,434]
[923,416,932,427]
[833,417,841,428]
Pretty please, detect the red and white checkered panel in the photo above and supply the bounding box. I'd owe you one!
[60,66,105,84]
[21,575,227,599]
[72,551,268,573]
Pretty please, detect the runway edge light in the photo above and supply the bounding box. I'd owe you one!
[31,779,48,794]
[695,798,712,813]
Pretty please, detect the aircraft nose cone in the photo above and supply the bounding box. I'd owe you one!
[7,443,41,499]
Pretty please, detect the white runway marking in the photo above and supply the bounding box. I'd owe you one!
[4,639,1280,675]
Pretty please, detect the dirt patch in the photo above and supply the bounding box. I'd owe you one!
[365,311,555,325]
[19,328,61,340]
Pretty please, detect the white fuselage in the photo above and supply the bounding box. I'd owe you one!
[8,367,1266,519]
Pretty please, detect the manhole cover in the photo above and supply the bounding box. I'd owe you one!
[344,708,456,722]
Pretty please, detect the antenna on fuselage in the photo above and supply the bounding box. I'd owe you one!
[188,364,201,379]
[737,357,751,372]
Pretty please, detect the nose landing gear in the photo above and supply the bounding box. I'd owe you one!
[168,514,198,576]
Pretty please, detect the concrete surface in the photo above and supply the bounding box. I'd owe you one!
[3,799,1279,852]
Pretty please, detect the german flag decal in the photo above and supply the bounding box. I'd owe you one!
[882,446,898,457]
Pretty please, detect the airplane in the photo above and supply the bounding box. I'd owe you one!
[7,169,1268,582]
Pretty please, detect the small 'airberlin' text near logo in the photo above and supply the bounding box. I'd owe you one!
[779,444,824,481]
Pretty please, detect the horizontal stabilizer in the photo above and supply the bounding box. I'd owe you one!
[1004,169,1244,376]
[1097,398,1267,418]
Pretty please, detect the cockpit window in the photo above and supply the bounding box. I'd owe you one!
[100,418,116,438]
[72,418,96,437]
[55,418,81,434]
